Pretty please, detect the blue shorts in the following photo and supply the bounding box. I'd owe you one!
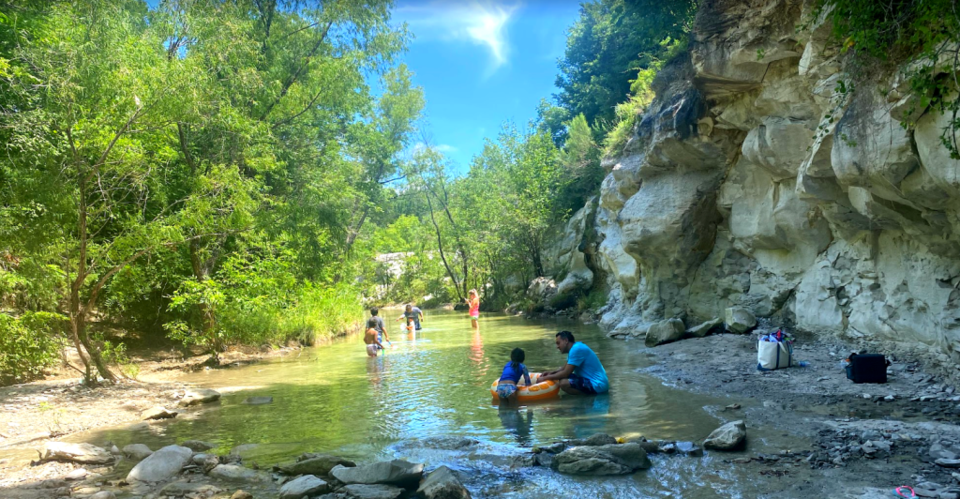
[568,374,598,395]
[496,383,518,399]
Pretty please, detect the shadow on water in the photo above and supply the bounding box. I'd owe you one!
[2,312,813,498]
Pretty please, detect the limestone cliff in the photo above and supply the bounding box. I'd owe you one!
[552,0,960,361]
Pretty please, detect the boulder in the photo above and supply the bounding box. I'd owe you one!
[724,307,757,333]
[121,444,153,461]
[41,442,114,464]
[279,475,329,498]
[181,440,216,452]
[417,466,471,499]
[279,454,356,476]
[179,388,221,407]
[552,442,652,475]
[127,445,193,482]
[645,318,685,347]
[339,484,405,499]
[208,464,270,482]
[703,420,747,451]
[141,406,178,420]
[331,460,424,488]
[687,318,722,337]
[570,433,618,447]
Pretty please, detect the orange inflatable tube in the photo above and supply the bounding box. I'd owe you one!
[490,372,559,403]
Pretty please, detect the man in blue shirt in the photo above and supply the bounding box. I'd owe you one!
[539,331,609,395]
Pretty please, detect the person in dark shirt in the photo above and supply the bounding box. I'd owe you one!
[396,304,424,331]
[369,307,390,350]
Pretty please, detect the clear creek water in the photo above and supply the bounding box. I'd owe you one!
[36,312,811,497]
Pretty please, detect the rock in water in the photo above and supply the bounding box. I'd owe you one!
[417,466,472,499]
[645,318,686,347]
[339,484,405,499]
[159,481,223,497]
[687,318,723,337]
[41,442,114,464]
[279,475,329,498]
[279,454,356,476]
[552,443,652,475]
[141,406,178,420]
[331,460,424,488]
[181,440,216,452]
[724,307,756,334]
[570,433,618,446]
[208,464,270,482]
[122,444,153,461]
[703,420,747,451]
[127,445,192,482]
[179,388,221,407]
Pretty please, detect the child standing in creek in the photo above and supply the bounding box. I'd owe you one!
[466,289,480,329]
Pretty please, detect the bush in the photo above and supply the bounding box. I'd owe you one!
[0,312,63,385]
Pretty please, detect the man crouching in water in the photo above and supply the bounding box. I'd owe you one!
[364,317,386,357]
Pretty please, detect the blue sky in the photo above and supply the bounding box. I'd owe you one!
[391,1,583,169]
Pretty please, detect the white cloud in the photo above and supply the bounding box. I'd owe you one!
[396,1,518,69]
[412,142,458,154]
[434,144,458,153]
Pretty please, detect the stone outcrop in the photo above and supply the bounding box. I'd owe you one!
[41,442,114,465]
[544,0,960,364]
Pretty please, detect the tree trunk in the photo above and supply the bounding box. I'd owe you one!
[423,191,464,302]
[189,239,221,359]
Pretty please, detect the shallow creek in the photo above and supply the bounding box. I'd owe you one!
[44,312,812,497]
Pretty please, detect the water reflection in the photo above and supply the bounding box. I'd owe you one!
[498,406,534,446]
[367,356,385,389]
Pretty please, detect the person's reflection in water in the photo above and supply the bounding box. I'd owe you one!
[366,355,385,390]
[469,330,486,374]
[498,406,534,446]
[559,394,612,440]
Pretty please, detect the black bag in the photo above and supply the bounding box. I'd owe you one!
[845,353,887,384]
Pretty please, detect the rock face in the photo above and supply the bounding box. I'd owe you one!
[41,442,114,464]
[541,0,960,363]
[127,445,193,482]
[703,420,747,451]
[645,318,686,346]
[417,466,472,499]
[179,388,221,407]
[724,307,756,334]
[552,443,652,475]
[331,460,424,488]
[279,475,329,498]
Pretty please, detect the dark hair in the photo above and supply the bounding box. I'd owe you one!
[367,318,379,329]
[405,304,412,312]
[370,307,379,316]
[510,348,525,371]
[556,331,575,343]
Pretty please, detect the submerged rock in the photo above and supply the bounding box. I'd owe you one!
[724,308,756,334]
[569,433,618,447]
[645,318,686,347]
[279,454,355,476]
[703,420,747,451]
[331,460,424,488]
[127,445,193,482]
[179,388,221,407]
[159,481,223,497]
[552,442,652,475]
[417,466,472,499]
[141,406,178,420]
[279,475,329,498]
[181,440,216,452]
[122,444,153,461]
[41,442,114,465]
[336,483,405,499]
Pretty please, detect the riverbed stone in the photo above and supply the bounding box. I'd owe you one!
[88,492,116,499]
[127,445,193,482]
[570,433,618,446]
[41,442,114,464]
[687,317,723,337]
[141,406,178,420]
[208,464,270,482]
[230,491,253,499]
[280,454,357,476]
[552,442,652,475]
[181,440,216,452]
[159,481,223,497]
[331,460,424,488]
[279,474,329,498]
[724,307,757,333]
[703,420,747,451]
[64,468,88,480]
[645,318,686,347]
[122,444,153,461]
[337,484,405,499]
[417,466,471,499]
[179,388,221,407]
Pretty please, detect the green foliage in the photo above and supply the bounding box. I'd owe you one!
[0,312,64,384]
[576,290,609,314]
[554,0,698,132]
[813,0,960,158]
